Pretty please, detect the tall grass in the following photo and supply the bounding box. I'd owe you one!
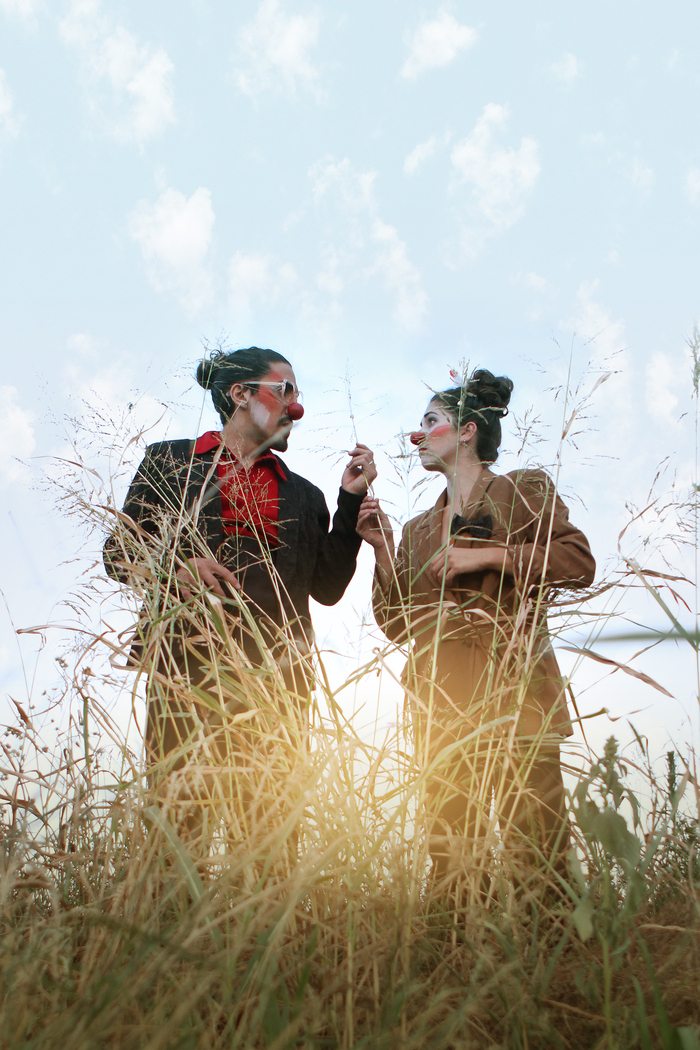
[2,371,700,1049]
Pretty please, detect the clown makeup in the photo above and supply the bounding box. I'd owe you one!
[412,401,462,472]
[239,364,301,453]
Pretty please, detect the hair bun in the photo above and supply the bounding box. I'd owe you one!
[196,356,218,391]
[468,369,514,413]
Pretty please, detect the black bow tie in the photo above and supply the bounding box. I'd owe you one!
[450,513,493,539]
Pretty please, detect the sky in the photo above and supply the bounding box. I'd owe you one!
[1,0,699,775]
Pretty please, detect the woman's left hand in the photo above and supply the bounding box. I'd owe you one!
[428,544,512,586]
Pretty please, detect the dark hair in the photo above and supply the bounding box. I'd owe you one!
[431,368,513,464]
[196,346,291,423]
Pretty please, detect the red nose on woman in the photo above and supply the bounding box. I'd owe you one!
[409,431,424,446]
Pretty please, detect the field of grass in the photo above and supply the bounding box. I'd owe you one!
[3,568,700,1050]
[2,356,700,1049]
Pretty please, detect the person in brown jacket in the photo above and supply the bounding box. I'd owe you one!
[357,369,595,894]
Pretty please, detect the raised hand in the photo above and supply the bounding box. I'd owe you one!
[341,444,378,495]
[356,495,394,551]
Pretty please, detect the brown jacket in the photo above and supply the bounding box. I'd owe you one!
[373,468,595,737]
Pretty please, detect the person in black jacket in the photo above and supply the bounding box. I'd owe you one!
[104,346,376,833]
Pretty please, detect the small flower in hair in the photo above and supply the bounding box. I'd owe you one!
[449,367,461,383]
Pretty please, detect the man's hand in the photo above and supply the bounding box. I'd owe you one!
[341,444,377,495]
[428,545,513,587]
[176,557,242,600]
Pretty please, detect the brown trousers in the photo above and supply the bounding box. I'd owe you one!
[424,735,569,886]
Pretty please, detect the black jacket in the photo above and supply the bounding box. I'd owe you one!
[103,438,364,634]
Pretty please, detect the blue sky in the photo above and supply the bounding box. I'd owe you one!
[1,0,699,764]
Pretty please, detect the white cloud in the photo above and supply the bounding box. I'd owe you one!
[556,281,633,461]
[60,334,168,471]
[234,0,321,99]
[0,69,19,139]
[369,219,428,331]
[580,131,605,148]
[685,168,700,205]
[310,157,428,331]
[128,187,215,316]
[228,251,299,317]
[60,0,175,144]
[0,386,35,484]
[404,132,450,175]
[315,246,343,296]
[630,159,654,197]
[550,52,580,84]
[0,0,37,21]
[311,156,376,211]
[401,9,476,80]
[645,352,681,427]
[567,279,628,369]
[512,271,556,320]
[450,103,540,233]
[513,270,556,297]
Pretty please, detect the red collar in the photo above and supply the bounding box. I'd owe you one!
[193,431,287,481]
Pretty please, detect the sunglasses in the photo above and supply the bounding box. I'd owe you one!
[255,380,302,403]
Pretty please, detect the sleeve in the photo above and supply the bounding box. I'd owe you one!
[371,525,415,644]
[506,471,596,593]
[308,487,364,606]
[103,443,175,586]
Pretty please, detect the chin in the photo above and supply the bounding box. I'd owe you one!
[270,433,289,452]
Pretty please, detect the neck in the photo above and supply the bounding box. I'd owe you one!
[443,451,484,510]
[220,417,266,467]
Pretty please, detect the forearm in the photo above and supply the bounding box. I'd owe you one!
[374,544,395,584]
[310,488,364,605]
[487,545,514,575]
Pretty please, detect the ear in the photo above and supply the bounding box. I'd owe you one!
[459,420,478,444]
[228,382,251,410]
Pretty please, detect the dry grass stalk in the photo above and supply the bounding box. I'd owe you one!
[2,369,700,1049]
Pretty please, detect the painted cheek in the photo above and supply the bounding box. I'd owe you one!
[257,387,278,410]
[425,424,453,441]
[250,400,272,429]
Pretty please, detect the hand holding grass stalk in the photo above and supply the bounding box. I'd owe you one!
[342,366,378,496]
[341,443,377,495]
[175,555,242,600]
[357,494,395,577]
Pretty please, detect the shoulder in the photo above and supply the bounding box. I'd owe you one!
[142,439,195,463]
[501,470,554,493]
[489,468,555,498]
[479,470,561,525]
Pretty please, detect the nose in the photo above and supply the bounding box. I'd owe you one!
[409,431,424,446]
[287,401,304,421]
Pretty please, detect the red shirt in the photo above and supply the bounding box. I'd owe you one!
[193,431,285,544]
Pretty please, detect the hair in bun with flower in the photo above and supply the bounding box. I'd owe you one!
[195,346,290,423]
[432,367,514,463]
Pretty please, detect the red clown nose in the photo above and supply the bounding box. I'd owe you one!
[287,402,305,421]
[409,431,424,446]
